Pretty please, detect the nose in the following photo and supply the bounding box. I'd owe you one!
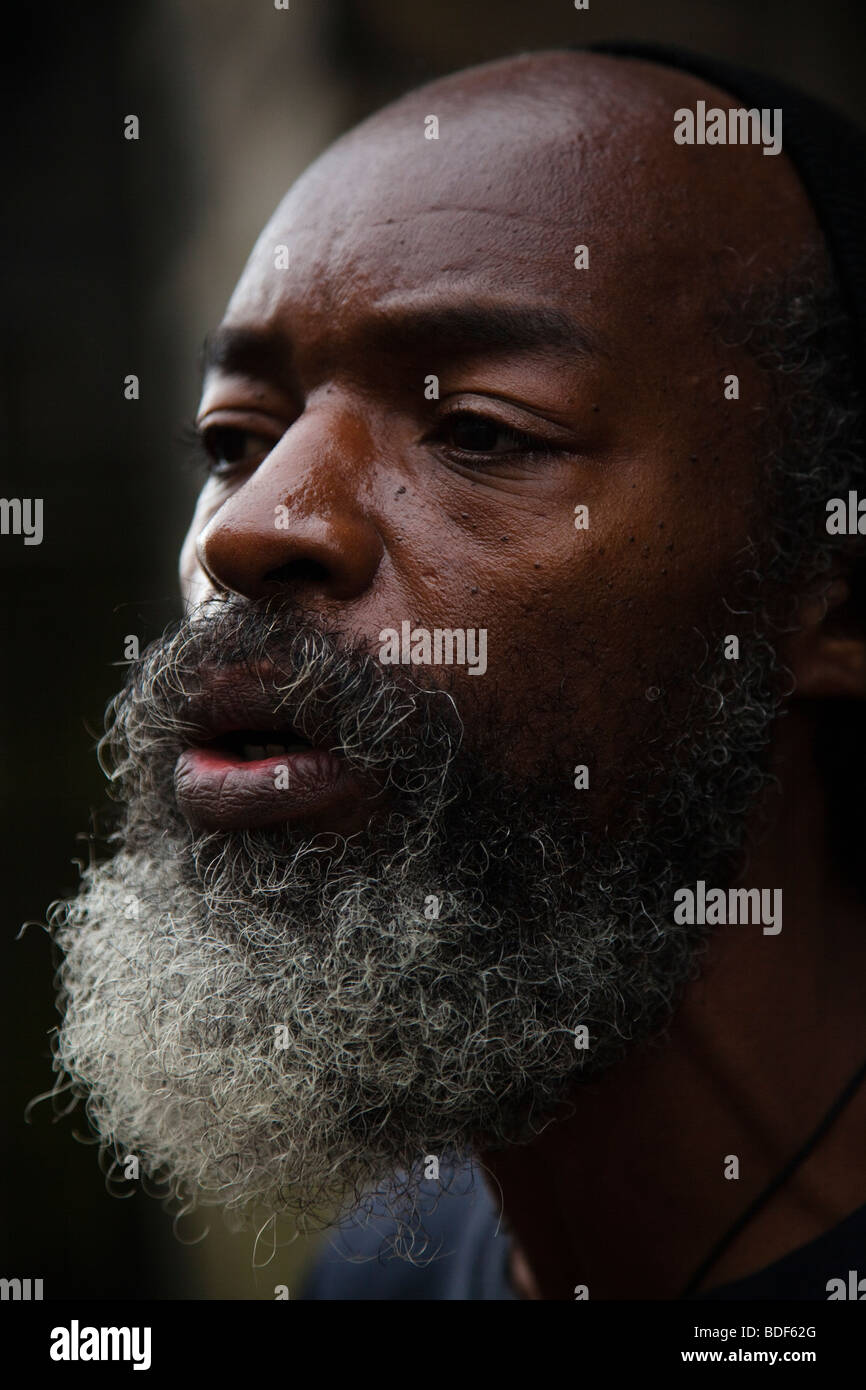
[196,422,384,605]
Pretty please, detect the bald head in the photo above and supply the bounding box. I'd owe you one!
[230,50,823,363]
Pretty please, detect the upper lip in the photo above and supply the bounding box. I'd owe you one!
[178,665,334,750]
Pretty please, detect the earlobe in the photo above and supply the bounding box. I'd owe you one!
[791,636,866,698]
[784,575,866,699]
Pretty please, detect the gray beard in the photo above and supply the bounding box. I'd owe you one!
[47,600,781,1230]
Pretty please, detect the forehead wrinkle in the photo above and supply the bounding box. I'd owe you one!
[356,204,576,232]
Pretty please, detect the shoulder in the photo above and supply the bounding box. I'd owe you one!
[298,1161,517,1301]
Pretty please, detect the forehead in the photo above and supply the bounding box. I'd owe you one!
[219,53,814,361]
[228,110,595,335]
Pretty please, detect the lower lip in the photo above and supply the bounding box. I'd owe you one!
[174,746,372,831]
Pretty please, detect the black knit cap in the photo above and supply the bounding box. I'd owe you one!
[574,39,866,398]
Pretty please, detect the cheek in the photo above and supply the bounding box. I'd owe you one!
[441,517,741,803]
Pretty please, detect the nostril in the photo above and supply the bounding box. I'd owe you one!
[196,504,382,604]
[264,557,331,588]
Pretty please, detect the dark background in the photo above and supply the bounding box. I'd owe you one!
[3,0,864,1300]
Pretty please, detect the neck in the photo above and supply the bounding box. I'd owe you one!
[481,703,866,1299]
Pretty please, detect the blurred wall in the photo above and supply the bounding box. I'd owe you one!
[3,0,865,1299]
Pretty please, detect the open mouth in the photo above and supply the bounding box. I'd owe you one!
[208,728,318,762]
[174,719,379,833]
[171,665,386,833]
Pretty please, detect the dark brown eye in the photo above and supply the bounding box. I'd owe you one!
[447,414,504,452]
[200,426,271,476]
[435,411,554,461]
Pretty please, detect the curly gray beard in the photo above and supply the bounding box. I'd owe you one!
[47,597,780,1231]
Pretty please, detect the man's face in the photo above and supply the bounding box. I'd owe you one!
[51,53,815,1226]
[181,53,792,820]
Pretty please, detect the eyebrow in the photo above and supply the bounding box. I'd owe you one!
[199,299,599,382]
[367,298,600,359]
[199,325,290,381]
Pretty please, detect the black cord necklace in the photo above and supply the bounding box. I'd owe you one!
[679,1052,866,1299]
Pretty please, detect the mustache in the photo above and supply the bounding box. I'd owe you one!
[100,596,467,810]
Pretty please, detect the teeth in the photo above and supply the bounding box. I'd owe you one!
[239,741,311,761]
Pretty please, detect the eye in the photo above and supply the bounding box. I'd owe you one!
[193,424,274,478]
[430,410,556,464]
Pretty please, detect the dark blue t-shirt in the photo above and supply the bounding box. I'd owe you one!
[299,1161,866,1300]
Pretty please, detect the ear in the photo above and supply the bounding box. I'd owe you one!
[782,573,866,699]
